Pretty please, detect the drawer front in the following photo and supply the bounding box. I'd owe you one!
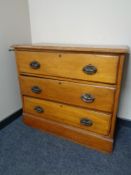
[16,51,119,84]
[20,76,115,112]
[23,97,111,135]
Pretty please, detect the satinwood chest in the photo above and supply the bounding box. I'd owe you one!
[12,44,128,152]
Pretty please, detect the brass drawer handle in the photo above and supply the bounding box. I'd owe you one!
[31,86,42,94]
[34,106,44,113]
[83,64,97,75]
[81,93,95,103]
[80,118,93,126]
[30,61,40,69]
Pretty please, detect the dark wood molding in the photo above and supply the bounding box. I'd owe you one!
[0,109,22,129]
[117,118,131,128]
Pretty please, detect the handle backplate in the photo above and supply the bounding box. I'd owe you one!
[81,93,95,103]
[30,61,40,69]
[31,86,42,94]
[80,118,93,126]
[34,106,44,113]
[83,64,97,75]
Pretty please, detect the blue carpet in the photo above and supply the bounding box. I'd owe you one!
[0,117,131,175]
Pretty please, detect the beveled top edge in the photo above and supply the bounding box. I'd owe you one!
[12,43,129,54]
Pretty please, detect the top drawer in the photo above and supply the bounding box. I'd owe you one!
[16,51,119,84]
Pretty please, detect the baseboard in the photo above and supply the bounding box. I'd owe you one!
[117,118,131,128]
[0,109,22,129]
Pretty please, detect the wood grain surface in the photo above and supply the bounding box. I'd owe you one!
[16,51,119,84]
[23,96,111,135]
[20,75,115,112]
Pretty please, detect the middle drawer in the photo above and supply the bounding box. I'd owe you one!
[20,76,115,112]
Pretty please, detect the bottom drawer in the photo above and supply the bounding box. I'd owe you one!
[23,97,111,135]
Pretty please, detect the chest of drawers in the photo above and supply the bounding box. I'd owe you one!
[13,44,128,152]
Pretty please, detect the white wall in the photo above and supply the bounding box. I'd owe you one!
[0,0,31,121]
[28,0,131,120]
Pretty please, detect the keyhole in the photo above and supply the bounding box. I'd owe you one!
[59,54,62,58]
[58,82,62,85]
